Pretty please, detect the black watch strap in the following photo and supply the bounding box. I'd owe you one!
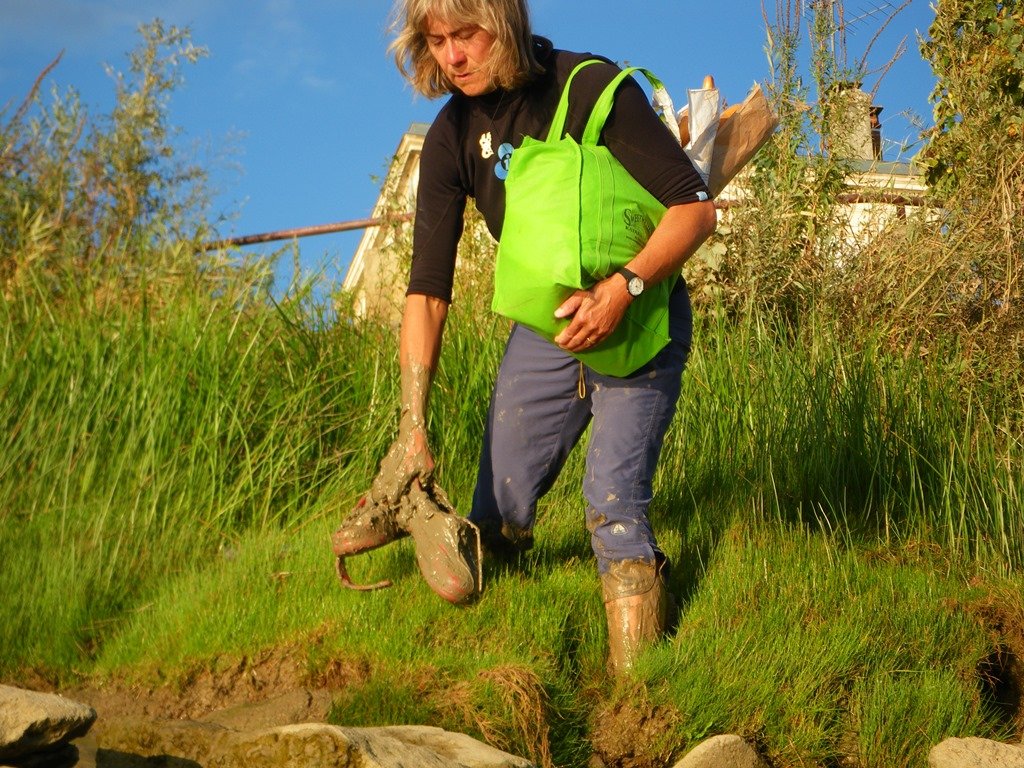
[617,267,644,297]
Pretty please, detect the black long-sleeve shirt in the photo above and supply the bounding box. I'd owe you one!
[408,37,709,302]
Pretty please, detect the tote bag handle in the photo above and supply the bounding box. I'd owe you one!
[546,60,673,146]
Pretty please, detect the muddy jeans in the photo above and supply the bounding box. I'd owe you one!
[469,281,692,574]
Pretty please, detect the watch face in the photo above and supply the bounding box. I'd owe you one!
[627,276,644,297]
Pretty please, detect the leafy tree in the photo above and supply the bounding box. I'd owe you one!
[919,0,1024,199]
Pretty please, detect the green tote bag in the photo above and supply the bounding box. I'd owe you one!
[492,60,677,377]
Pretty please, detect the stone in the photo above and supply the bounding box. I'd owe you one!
[94,718,228,764]
[929,737,1024,768]
[0,685,97,761]
[349,725,533,768]
[671,734,767,768]
[94,718,535,768]
[216,724,355,767]
[198,690,332,731]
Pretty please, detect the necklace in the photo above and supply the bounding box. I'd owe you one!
[478,88,506,161]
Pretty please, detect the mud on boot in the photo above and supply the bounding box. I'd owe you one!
[473,517,534,564]
[600,554,675,675]
[331,495,408,591]
[401,483,483,604]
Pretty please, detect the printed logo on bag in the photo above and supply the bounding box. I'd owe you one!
[623,206,654,251]
[479,131,494,159]
[494,142,514,180]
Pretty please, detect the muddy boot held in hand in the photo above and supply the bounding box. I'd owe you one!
[601,555,676,675]
[331,361,433,588]
[399,482,482,604]
[331,359,481,603]
[331,484,482,603]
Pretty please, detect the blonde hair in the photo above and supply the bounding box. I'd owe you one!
[389,0,543,98]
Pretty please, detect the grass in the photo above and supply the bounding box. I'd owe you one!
[2,276,1023,768]
[0,279,397,671]
[635,521,1012,767]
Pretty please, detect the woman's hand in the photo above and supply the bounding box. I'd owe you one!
[552,201,717,353]
[371,422,435,504]
[552,274,632,352]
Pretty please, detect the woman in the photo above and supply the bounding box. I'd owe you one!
[373,0,717,673]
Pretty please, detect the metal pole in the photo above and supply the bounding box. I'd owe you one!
[203,193,926,250]
[202,212,414,251]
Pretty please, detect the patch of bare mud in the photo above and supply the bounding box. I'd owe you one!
[589,695,682,768]
[60,646,370,726]
[961,582,1024,737]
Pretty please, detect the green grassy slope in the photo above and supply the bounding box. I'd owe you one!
[2,287,1022,768]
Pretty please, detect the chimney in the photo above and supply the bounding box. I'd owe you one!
[870,105,884,161]
[829,82,882,162]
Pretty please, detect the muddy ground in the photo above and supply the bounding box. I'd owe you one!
[7,589,1023,768]
[62,649,345,726]
[23,648,649,768]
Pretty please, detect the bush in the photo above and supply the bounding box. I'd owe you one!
[0,20,216,303]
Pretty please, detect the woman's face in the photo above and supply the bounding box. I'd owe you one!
[424,14,497,96]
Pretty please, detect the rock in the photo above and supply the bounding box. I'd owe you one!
[929,737,1024,768]
[0,685,97,761]
[215,724,356,767]
[198,690,333,731]
[95,718,228,764]
[95,718,534,768]
[348,725,533,768]
[671,734,767,768]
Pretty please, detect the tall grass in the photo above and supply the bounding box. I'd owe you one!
[0,265,396,672]
[2,265,1022,767]
[653,310,1023,569]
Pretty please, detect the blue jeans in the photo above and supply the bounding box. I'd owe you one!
[469,282,692,573]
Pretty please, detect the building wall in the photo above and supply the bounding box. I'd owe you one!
[343,124,427,323]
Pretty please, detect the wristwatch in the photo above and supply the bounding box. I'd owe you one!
[617,267,645,298]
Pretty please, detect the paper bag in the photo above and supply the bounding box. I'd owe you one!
[706,82,778,198]
[681,81,722,186]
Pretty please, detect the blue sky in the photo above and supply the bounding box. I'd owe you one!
[0,1,938,289]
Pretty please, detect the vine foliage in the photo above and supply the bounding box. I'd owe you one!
[915,0,1024,363]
